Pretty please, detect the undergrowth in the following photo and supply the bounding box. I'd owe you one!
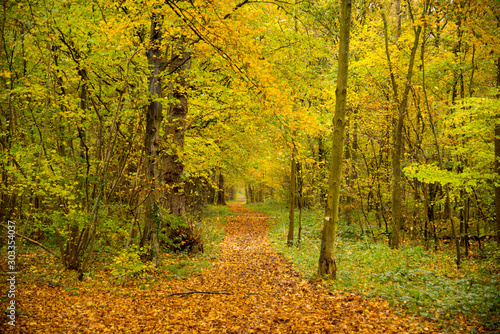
[13,204,232,290]
[248,201,500,332]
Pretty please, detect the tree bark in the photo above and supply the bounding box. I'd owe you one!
[421,2,460,267]
[141,14,164,267]
[217,170,226,205]
[383,2,423,249]
[297,160,303,243]
[287,143,297,245]
[318,0,352,279]
[395,1,402,40]
[163,37,190,217]
[495,55,500,245]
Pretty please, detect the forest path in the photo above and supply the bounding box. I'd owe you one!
[11,202,439,333]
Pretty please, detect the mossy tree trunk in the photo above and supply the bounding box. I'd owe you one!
[318,0,352,280]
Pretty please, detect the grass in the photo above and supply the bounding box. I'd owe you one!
[247,200,500,332]
[196,204,234,256]
[158,204,233,280]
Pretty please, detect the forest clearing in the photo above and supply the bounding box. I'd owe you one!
[1,0,500,332]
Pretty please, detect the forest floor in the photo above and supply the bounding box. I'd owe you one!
[4,202,457,333]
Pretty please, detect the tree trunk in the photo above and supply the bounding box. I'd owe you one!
[317,136,327,205]
[217,171,226,206]
[395,1,402,40]
[318,0,352,280]
[163,37,190,217]
[421,8,459,265]
[247,184,254,203]
[287,144,297,245]
[141,14,164,267]
[495,55,500,245]
[297,160,303,243]
[209,171,217,204]
[383,2,423,249]
[344,108,358,225]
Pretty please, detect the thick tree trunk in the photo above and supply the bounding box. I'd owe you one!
[318,0,352,279]
[163,38,190,217]
[246,183,254,204]
[141,15,164,267]
[395,1,402,40]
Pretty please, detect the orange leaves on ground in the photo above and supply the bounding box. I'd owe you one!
[5,203,448,333]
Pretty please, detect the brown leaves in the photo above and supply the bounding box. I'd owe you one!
[4,202,449,333]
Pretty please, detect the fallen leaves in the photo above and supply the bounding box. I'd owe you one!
[1,203,470,333]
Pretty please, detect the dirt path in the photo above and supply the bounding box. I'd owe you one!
[8,202,440,333]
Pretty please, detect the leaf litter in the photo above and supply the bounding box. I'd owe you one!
[3,203,456,333]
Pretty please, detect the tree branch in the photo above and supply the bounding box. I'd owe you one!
[166,290,233,297]
[223,0,250,19]
[0,224,59,258]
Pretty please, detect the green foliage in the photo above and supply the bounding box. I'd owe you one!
[159,212,188,251]
[164,257,211,280]
[110,247,149,283]
[404,97,500,194]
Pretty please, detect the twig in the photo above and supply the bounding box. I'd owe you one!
[166,290,232,297]
[35,281,60,288]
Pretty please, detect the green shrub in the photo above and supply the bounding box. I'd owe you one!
[110,246,149,283]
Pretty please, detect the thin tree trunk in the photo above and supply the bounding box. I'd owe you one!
[495,55,500,245]
[317,136,327,205]
[383,2,423,249]
[244,184,249,203]
[297,161,303,243]
[395,1,402,40]
[318,0,352,279]
[421,11,460,266]
[344,108,358,225]
[287,143,297,245]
